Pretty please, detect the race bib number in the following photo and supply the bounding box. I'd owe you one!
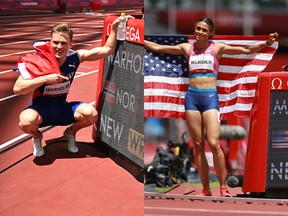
[43,80,70,96]
[189,54,214,72]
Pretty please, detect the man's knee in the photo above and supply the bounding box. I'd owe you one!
[75,105,97,124]
[19,110,41,133]
[85,108,98,124]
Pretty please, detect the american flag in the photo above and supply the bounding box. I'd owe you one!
[144,35,278,120]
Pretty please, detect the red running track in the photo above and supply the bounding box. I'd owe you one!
[145,188,288,216]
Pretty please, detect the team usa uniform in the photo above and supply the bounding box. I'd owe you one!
[184,42,219,112]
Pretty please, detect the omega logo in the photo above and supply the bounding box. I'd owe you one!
[271,78,282,90]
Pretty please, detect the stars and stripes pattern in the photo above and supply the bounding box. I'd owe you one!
[144,35,278,120]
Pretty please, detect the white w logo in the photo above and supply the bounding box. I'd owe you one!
[273,99,288,115]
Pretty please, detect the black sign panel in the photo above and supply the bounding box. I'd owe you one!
[97,41,144,168]
[267,90,288,188]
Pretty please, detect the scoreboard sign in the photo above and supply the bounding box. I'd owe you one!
[267,76,288,188]
[93,16,144,169]
[243,72,288,195]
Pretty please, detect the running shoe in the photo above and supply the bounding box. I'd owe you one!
[220,187,232,197]
[64,128,79,153]
[32,132,44,157]
[196,188,212,196]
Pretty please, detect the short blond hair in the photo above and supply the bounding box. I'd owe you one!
[51,23,73,41]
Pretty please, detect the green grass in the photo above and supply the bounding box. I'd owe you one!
[189,180,220,189]
[153,180,220,193]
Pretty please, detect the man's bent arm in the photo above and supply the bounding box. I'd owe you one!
[78,17,121,62]
[13,74,68,95]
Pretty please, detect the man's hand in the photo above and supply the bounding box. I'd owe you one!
[45,74,69,85]
[111,15,135,32]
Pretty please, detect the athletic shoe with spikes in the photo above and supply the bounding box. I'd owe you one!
[64,128,78,153]
[220,187,232,197]
[32,132,44,157]
[196,188,212,196]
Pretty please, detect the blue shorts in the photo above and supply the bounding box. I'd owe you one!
[26,96,84,128]
[184,87,219,112]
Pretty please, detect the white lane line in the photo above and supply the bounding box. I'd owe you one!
[144,207,288,215]
[0,10,139,25]
[0,36,102,57]
[0,133,36,152]
[0,38,101,49]
[0,94,18,102]
[0,69,13,75]
[0,26,103,40]
[74,70,98,78]
[0,31,49,39]
[3,26,49,31]
[0,69,98,102]
[0,50,34,58]
[0,18,103,27]
[0,102,95,152]
[0,40,40,47]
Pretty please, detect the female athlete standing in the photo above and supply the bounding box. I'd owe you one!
[144,17,278,197]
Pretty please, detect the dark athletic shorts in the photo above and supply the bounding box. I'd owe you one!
[26,96,84,127]
[184,86,219,112]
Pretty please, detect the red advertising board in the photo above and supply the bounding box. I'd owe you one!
[0,0,57,9]
[96,15,144,113]
[93,16,144,181]
[243,71,288,198]
[90,0,143,10]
